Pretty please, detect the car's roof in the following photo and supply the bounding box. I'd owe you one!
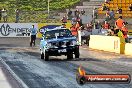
[46,27,69,32]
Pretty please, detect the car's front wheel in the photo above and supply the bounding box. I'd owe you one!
[41,53,44,59]
[41,52,49,61]
[67,51,73,60]
[44,52,49,61]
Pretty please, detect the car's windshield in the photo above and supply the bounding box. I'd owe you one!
[45,29,72,39]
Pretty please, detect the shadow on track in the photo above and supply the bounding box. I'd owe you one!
[21,51,104,62]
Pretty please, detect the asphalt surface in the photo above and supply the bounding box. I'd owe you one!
[0,37,132,88]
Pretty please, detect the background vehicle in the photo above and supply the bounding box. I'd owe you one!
[40,28,80,61]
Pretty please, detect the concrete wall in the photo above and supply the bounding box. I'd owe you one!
[89,35,125,54]
[125,43,132,56]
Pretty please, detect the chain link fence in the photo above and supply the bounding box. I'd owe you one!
[3,10,62,23]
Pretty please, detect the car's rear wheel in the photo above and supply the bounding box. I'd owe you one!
[67,51,73,60]
[75,47,80,58]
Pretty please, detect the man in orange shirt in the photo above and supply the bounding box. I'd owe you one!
[115,16,125,29]
[121,25,128,42]
[70,25,78,37]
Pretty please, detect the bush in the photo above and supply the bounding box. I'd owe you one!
[0,0,80,22]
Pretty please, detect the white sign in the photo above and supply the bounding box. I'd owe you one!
[0,23,38,37]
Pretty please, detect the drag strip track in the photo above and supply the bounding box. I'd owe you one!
[0,47,132,88]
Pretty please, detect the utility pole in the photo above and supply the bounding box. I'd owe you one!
[48,0,50,19]
[93,6,96,29]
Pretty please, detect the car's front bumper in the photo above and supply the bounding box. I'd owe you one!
[45,45,79,56]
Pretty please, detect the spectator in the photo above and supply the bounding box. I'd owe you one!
[75,9,78,16]
[15,9,20,23]
[1,8,7,22]
[106,9,110,16]
[30,25,37,47]
[83,29,90,45]
[61,16,67,23]
[110,26,115,35]
[117,7,122,14]
[105,0,110,3]
[114,26,120,36]
[0,9,2,22]
[67,9,72,20]
[103,21,110,29]
[75,9,80,17]
[109,10,115,20]
[76,16,82,26]
[95,21,102,32]
[93,8,98,19]
[80,25,91,45]
[105,9,110,21]
[81,26,87,45]
[115,16,125,29]
[110,26,114,31]
[78,25,82,45]
[80,25,85,30]
[121,25,128,42]
[68,9,72,16]
[125,21,128,25]
[75,22,80,31]
[86,22,93,32]
[81,9,85,15]
[71,16,76,25]
[70,24,78,37]
[129,4,132,11]
[76,15,81,22]
[102,3,109,11]
[107,29,114,36]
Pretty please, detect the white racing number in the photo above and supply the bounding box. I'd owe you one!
[58,49,67,53]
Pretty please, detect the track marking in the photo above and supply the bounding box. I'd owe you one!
[0,57,29,88]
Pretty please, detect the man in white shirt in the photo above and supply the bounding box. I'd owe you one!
[30,25,37,47]
[1,8,7,22]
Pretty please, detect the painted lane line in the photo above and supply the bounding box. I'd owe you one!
[0,68,12,88]
[0,57,29,88]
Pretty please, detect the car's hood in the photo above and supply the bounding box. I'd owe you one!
[46,37,76,43]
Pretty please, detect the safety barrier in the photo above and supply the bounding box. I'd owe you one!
[128,30,132,35]
[89,35,125,54]
[125,43,132,56]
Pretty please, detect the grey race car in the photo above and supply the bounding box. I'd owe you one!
[40,28,80,61]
